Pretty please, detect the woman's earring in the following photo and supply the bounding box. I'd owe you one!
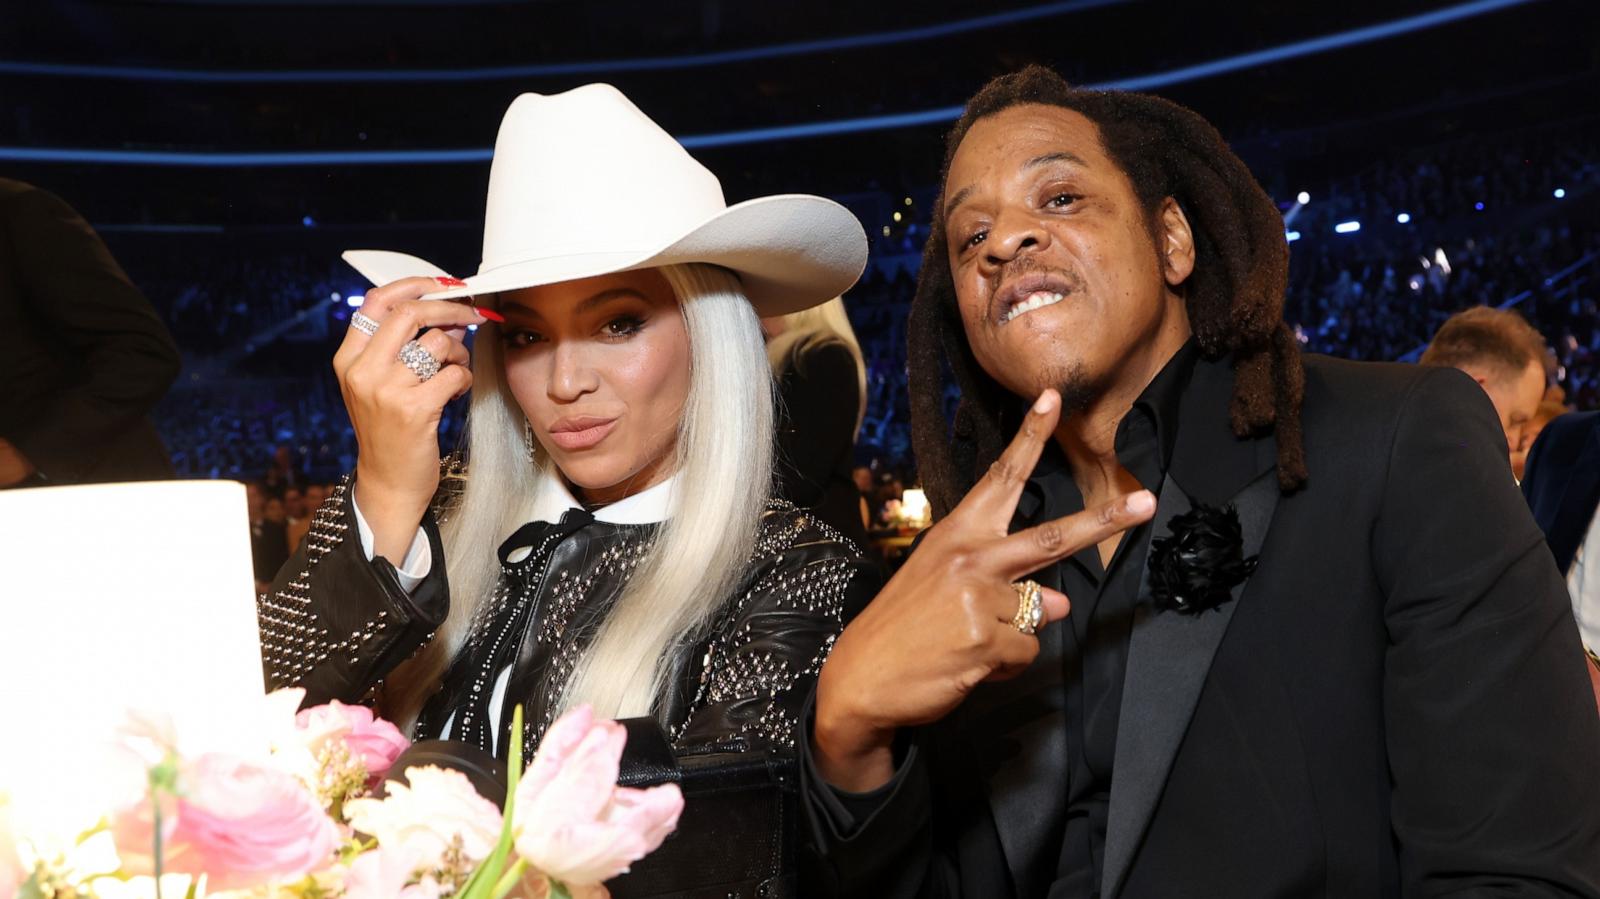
[524,420,536,463]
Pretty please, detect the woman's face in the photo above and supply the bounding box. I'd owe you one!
[498,269,691,505]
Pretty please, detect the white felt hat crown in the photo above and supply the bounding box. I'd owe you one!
[344,83,867,315]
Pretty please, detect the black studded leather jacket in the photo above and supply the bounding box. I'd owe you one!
[258,474,881,761]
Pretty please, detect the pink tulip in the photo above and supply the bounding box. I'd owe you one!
[512,706,683,886]
[295,701,409,785]
[161,753,340,890]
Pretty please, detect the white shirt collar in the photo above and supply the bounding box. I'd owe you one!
[528,473,677,525]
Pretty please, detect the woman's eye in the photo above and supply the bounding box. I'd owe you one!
[1048,193,1079,208]
[501,329,543,348]
[604,316,646,338]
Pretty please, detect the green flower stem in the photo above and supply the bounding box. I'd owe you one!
[487,858,528,899]
[456,704,525,899]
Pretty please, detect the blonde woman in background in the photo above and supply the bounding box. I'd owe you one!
[764,297,872,547]
[258,86,877,895]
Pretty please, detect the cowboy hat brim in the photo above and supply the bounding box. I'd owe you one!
[343,193,866,317]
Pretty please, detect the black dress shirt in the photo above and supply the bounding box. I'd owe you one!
[1013,343,1196,899]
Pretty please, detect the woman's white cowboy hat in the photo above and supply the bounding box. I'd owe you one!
[343,83,867,316]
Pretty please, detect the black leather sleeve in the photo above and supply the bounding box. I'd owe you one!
[257,476,451,707]
[798,695,957,899]
[673,506,882,753]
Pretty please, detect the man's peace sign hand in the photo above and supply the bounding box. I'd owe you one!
[812,389,1156,791]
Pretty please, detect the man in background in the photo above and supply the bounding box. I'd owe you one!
[1419,305,1547,473]
[1523,409,1600,716]
[0,178,180,487]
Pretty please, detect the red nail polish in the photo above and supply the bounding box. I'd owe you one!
[437,276,469,287]
[475,306,506,323]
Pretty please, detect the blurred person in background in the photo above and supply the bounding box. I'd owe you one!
[1514,396,1570,482]
[262,444,303,496]
[1419,305,1549,474]
[1523,408,1600,718]
[251,490,289,592]
[283,486,312,548]
[765,297,871,547]
[0,178,180,488]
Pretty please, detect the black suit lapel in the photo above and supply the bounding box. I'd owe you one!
[1101,356,1282,899]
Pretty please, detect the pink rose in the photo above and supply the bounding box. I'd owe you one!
[296,701,409,785]
[162,753,340,890]
[512,706,683,886]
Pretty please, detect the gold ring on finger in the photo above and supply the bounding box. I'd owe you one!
[1011,579,1044,635]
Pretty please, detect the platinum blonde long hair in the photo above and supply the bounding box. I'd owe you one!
[384,263,773,727]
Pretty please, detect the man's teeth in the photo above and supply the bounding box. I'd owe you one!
[1003,291,1065,322]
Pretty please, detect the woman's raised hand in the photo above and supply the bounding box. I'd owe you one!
[811,389,1157,791]
[333,277,489,561]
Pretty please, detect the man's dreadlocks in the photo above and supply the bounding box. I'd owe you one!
[909,65,1307,516]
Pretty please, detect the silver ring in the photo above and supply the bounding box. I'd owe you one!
[398,340,441,382]
[350,311,380,337]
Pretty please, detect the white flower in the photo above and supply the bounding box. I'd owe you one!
[258,688,330,787]
[344,766,503,869]
[343,843,445,899]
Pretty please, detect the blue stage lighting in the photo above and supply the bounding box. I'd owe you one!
[1286,231,1302,242]
[1396,213,1411,224]
[302,215,315,226]
[1335,221,1361,234]
[346,295,364,308]
[1474,202,1484,211]
[1554,188,1567,199]
[1296,191,1311,205]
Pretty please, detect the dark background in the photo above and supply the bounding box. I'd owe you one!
[4,0,1596,479]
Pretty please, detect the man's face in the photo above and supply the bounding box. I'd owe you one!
[942,104,1193,407]
[1468,358,1545,457]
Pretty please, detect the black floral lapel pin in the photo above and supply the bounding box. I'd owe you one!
[1148,502,1259,615]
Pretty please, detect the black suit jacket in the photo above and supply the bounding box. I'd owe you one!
[0,179,180,483]
[1523,411,1600,577]
[803,353,1600,897]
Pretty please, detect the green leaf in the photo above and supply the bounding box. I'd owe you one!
[547,881,573,899]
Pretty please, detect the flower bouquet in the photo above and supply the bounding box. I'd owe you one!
[0,690,682,899]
